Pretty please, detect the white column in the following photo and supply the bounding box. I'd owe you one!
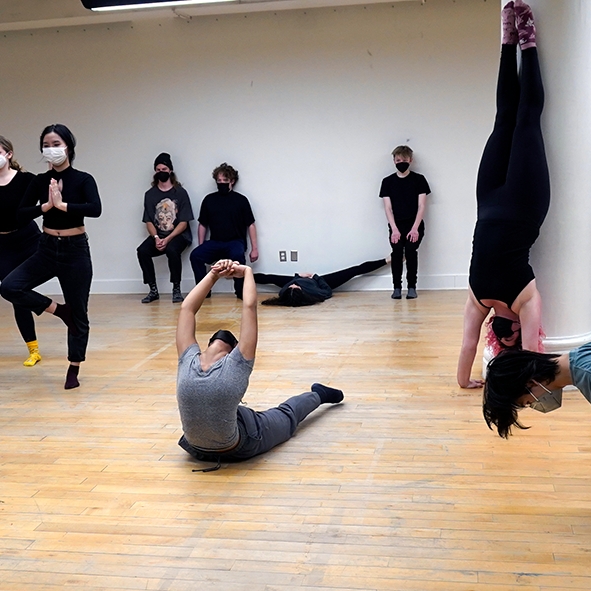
[525,0,591,351]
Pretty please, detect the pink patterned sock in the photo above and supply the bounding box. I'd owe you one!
[501,2,518,45]
[515,0,536,49]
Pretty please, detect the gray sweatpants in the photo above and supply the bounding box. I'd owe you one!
[179,391,322,462]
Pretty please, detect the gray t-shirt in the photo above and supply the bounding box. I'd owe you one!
[176,343,254,451]
[570,342,591,403]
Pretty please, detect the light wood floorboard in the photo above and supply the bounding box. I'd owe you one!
[1,291,591,590]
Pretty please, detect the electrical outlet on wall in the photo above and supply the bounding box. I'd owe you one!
[290,250,298,262]
[279,251,287,262]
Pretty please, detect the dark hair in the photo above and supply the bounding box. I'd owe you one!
[483,349,560,438]
[212,162,239,185]
[262,288,319,307]
[208,329,238,349]
[40,124,76,163]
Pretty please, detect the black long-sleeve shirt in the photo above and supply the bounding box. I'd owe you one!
[278,274,333,302]
[0,171,35,232]
[19,166,102,230]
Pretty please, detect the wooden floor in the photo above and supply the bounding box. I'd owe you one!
[1,290,591,591]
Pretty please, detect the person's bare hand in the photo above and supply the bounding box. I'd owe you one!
[461,379,485,389]
[211,259,234,277]
[50,179,65,210]
[42,183,55,212]
[390,228,401,244]
[226,262,247,278]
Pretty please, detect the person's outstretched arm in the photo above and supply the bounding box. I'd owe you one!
[230,264,257,361]
[176,261,231,356]
[457,295,489,388]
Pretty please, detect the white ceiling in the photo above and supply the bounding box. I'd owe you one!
[0,0,418,31]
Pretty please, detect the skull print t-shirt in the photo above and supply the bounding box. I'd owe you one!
[142,185,194,241]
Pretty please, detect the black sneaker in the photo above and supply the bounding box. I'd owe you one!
[406,288,417,299]
[172,284,184,303]
[391,288,402,299]
[141,284,159,304]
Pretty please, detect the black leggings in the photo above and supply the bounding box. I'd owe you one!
[476,45,550,225]
[254,259,386,290]
[1,233,93,363]
[0,222,40,343]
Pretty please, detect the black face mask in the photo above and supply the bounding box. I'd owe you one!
[155,171,170,183]
[216,182,231,194]
[491,316,516,339]
[395,162,410,173]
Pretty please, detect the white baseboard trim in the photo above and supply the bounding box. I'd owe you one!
[41,272,469,296]
[542,331,591,353]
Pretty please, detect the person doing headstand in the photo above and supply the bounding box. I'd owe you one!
[457,0,548,388]
[175,259,344,470]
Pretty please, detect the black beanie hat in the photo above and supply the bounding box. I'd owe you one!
[154,152,173,171]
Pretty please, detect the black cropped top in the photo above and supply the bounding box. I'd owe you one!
[19,166,102,230]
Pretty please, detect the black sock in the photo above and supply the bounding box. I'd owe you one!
[311,383,344,404]
[54,303,79,336]
[64,364,80,390]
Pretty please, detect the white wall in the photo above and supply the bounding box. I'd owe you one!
[528,0,591,347]
[0,0,498,294]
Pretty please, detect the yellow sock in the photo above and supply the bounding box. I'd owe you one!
[24,340,41,367]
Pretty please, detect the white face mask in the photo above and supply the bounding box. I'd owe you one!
[42,147,68,166]
[0,154,8,169]
[528,381,563,413]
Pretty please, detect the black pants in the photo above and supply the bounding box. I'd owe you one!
[477,46,549,226]
[137,234,190,285]
[0,233,93,363]
[178,391,322,462]
[0,222,41,343]
[189,239,247,297]
[254,259,386,290]
[389,220,425,289]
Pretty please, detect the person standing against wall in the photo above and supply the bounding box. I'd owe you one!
[137,153,194,304]
[189,163,258,299]
[1,124,102,390]
[379,145,430,300]
[0,135,42,366]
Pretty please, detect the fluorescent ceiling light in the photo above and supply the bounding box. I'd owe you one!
[85,0,236,12]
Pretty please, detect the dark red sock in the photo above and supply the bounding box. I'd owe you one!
[64,364,80,390]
